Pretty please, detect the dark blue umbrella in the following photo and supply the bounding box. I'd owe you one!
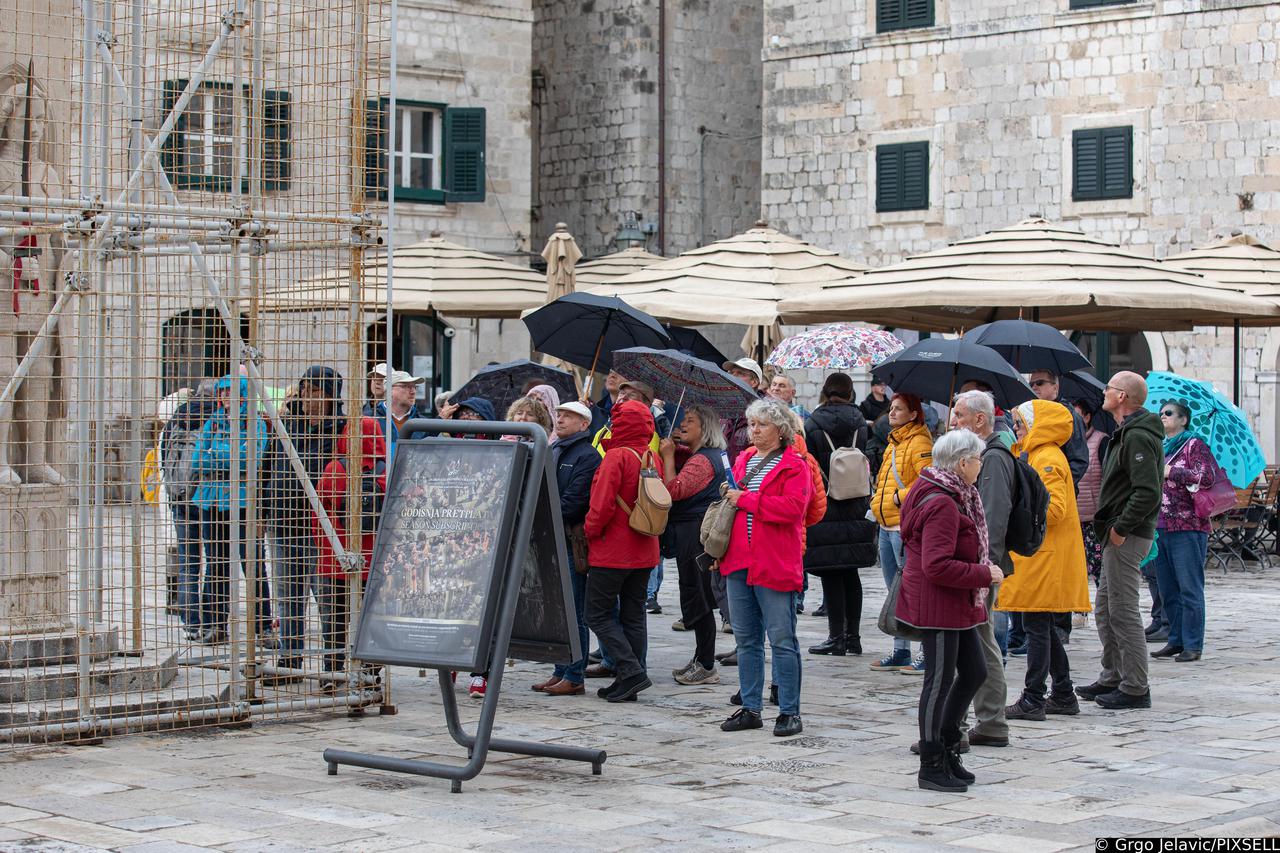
[1058,368,1105,411]
[612,347,758,421]
[872,338,1033,410]
[663,324,729,366]
[450,359,577,419]
[523,293,671,382]
[962,319,1091,374]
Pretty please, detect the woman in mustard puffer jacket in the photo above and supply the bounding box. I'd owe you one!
[998,399,1092,719]
[869,393,934,673]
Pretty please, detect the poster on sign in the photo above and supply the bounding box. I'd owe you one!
[354,439,527,671]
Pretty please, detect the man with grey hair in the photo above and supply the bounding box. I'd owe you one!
[950,388,1015,748]
[768,374,810,420]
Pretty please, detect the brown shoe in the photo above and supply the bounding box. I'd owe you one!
[531,676,562,692]
[584,664,616,678]
[543,679,585,696]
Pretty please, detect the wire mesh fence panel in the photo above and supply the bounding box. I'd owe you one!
[0,0,391,747]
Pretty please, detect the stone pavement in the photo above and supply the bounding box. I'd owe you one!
[1,563,1278,852]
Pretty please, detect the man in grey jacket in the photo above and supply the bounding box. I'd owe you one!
[952,389,1015,748]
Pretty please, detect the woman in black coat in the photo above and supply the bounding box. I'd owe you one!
[803,373,879,655]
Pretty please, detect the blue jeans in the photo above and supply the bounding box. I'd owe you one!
[878,528,909,653]
[554,556,589,684]
[200,508,272,633]
[1152,529,1208,652]
[726,569,801,716]
[270,529,318,658]
[171,503,203,629]
[647,561,663,600]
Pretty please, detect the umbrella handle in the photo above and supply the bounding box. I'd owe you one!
[580,313,613,403]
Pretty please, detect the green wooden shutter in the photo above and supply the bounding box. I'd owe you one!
[1071,0,1134,8]
[444,107,485,202]
[1072,129,1102,201]
[364,98,388,199]
[159,79,190,188]
[876,0,903,32]
[876,142,929,212]
[1100,126,1133,199]
[262,89,291,192]
[904,0,934,28]
[875,146,902,211]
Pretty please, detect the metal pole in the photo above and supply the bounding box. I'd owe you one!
[1234,320,1242,405]
[0,194,373,227]
[91,0,112,625]
[126,0,145,652]
[381,0,399,712]
[246,0,267,687]
[228,5,248,699]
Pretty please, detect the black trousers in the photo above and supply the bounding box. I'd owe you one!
[585,567,651,680]
[819,573,863,640]
[672,521,717,669]
[1022,612,1074,707]
[918,628,987,745]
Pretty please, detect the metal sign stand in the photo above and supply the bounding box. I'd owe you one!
[321,420,606,793]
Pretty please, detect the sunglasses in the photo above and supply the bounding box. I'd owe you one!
[1159,410,1180,418]
[1030,379,1055,388]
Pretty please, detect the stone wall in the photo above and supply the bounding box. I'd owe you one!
[533,0,763,257]
[760,0,1280,455]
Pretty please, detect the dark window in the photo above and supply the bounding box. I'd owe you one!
[877,0,934,32]
[159,80,290,192]
[365,99,485,203]
[875,142,930,212]
[1069,0,1135,9]
[1072,126,1133,201]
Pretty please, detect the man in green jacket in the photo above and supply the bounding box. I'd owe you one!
[1077,371,1163,710]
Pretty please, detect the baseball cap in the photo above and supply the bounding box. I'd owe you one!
[723,357,763,385]
[366,363,388,378]
[555,401,592,422]
[389,369,423,385]
[618,380,657,404]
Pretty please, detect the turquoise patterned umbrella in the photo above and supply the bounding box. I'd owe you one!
[766,324,904,370]
[1144,371,1265,488]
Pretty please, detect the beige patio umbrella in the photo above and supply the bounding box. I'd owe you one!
[588,220,868,361]
[574,246,665,287]
[779,218,1274,333]
[260,232,545,318]
[541,222,583,302]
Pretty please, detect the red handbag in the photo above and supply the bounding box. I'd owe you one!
[1175,442,1237,519]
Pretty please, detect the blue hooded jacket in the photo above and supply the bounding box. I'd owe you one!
[192,375,269,511]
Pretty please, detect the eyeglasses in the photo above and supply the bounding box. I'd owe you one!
[1104,385,1127,396]
[1030,379,1054,388]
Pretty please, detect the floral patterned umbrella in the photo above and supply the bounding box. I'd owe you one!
[766,324,905,370]
[1144,371,1265,489]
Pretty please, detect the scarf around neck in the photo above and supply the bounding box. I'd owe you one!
[921,467,990,566]
[1163,429,1199,460]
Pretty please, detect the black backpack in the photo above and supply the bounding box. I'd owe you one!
[340,459,386,534]
[984,444,1050,557]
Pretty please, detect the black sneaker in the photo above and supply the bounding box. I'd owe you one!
[813,604,827,617]
[720,708,763,732]
[1004,698,1046,721]
[606,673,652,702]
[1095,688,1151,709]
[644,597,662,615]
[1075,680,1119,701]
[768,684,779,706]
[596,681,618,698]
[729,690,743,706]
[774,714,803,737]
[1045,694,1081,715]
[588,649,602,664]
[1008,644,1028,656]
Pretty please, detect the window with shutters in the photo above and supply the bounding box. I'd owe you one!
[159,80,290,192]
[1072,126,1133,201]
[877,0,934,32]
[1068,0,1134,9]
[875,142,930,212]
[364,99,485,204]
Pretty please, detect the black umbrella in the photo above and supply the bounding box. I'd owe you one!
[872,338,1034,410]
[1058,369,1104,411]
[523,294,671,395]
[450,359,577,419]
[962,319,1091,374]
[662,324,729,366]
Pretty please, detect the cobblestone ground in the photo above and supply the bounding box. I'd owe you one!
[1,562,1278,852]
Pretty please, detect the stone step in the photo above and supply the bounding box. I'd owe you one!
[0,648,177,703]
[0,625,120,668]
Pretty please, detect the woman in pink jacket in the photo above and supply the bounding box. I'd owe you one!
[718,398,812,738]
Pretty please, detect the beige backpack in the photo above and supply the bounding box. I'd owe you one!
[614,448,672,536]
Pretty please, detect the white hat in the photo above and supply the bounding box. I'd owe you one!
[723,357,763,385]
[389,369,423,386]
[367,362,388,378]
[555,401,592,422]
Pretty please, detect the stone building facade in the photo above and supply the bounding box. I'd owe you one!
[759,0,1280,456]
[533,0,764,257]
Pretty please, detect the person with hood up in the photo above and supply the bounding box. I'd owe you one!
[803,373,876,656]
[261,366,345,675]
[869,393,934,674]
[998,400,1092,721]
[1077,371,1163,711]
[192,374,274,646]
[896,429,1002,793]
[718,398,813,738]
[583,399,663,703]
[439,396,497,432]
[314,416,387,678]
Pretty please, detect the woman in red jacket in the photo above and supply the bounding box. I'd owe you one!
[718,398,812,738]
[584,400,663,703]
[314,416,387,677]
[896,429,1002,793]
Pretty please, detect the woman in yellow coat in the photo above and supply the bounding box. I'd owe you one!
[998,399,1092,720]
[869,393,934,673]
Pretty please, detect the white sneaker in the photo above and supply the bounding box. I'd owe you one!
[1072,612,1089,628]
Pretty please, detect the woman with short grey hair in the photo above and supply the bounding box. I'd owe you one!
[931,428,986,470]
[744,398,796,446]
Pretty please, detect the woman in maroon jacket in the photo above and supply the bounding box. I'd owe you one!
[584,400,663,703]
[896,429,1003,793]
